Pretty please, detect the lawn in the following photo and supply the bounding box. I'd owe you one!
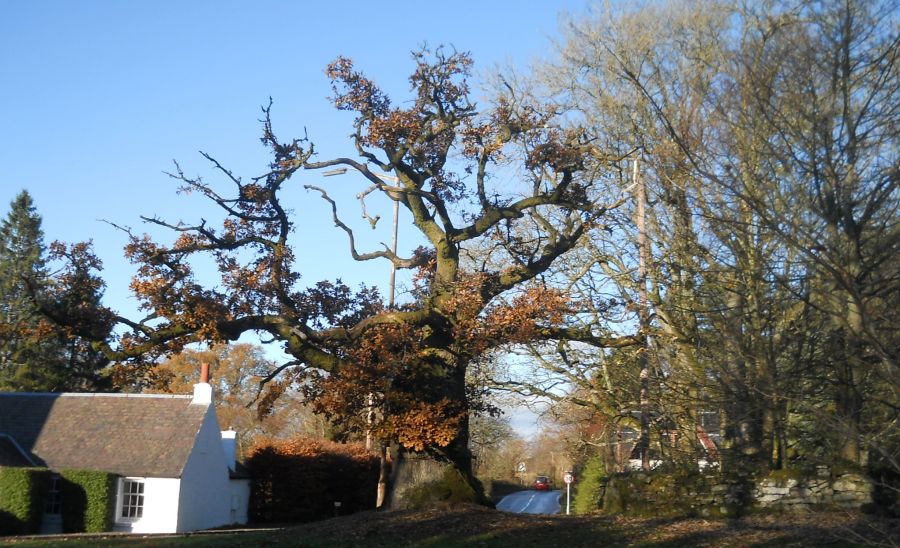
[1,505,896,547]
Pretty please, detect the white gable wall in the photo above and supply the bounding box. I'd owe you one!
[176,404,241,532]
[113,477,180,533]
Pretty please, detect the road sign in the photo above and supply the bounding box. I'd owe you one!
[563,472,574,515]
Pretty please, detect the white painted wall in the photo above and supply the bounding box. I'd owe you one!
[111,401,250,533]
[626,459,662,471]
[228,478,251,525]
[113,477,181,534]
[176,405,248,532]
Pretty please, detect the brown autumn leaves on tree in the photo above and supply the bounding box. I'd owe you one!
[55,47,632,503]
[148,343,328,443]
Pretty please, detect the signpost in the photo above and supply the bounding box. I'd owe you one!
[563,472,575,515]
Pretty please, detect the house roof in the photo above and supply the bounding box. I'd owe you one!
[0,392,209,478]
[0,433,36,467]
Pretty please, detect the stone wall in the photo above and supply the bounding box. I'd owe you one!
[597,467,873,518]
[753,470,872,512]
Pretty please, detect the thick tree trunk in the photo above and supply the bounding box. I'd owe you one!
[837,292,865,465]
[722,287,767,470]
[384,432,491,510]
[836,359,863,464]
[383,358,491,510]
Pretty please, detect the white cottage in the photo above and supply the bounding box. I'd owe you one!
[0,375,250,534]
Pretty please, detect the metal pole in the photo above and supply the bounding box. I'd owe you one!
[377,185,399,509]
[566,482,571,515]
[388,198,399,308]
[634,157,652,472]
[323,169,401,509]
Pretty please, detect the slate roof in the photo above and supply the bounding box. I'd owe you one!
[0,393,209,478]
[0,434,36,467]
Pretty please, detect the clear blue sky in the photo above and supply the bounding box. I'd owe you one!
[1,1,588,436]
[1,0,587,312]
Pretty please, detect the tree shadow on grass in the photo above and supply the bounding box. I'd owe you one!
[302,509,900,548]
[604,513,899,548]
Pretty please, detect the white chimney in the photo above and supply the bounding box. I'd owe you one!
[191,362,213,405]
[221,429,237,471]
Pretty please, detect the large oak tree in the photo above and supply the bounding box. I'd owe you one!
[67,48,630,505]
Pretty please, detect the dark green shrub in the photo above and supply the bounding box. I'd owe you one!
[59,470,116,533]
[0,467,50,535]
[572,455,606,515]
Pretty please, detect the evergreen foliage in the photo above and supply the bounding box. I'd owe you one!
[59,470,116,533]
[0,191,56,390]
[0,467,50,535]
[572,455,606,515]
[0,191,110,392]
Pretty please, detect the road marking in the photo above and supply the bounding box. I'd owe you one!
[497,490,562,514]
[519,493,536,513]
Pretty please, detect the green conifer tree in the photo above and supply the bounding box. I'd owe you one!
[0,190,61,390]
[0,191,110,391]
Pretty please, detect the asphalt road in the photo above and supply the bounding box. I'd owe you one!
[496,489,562,514]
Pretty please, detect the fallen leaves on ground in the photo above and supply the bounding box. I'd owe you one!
[285,504,898,547]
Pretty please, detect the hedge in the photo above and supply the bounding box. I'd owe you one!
[247,437,379,523]
[0,467,50,535]
[572,455,607,515]
[59,470,116,533]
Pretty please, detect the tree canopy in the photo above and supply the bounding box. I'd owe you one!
[150,342,328,444]
[50,47,634,503]
[504,0,897,479]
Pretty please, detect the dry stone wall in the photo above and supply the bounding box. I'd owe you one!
[753,471,872,511]
[598,467,873,518]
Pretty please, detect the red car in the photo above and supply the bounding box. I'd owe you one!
[533,475,552,490]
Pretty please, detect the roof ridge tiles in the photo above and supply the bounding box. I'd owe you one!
[0,392,192,399]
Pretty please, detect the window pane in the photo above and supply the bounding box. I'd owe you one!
[44,475,61,514]
[121,480,145,519]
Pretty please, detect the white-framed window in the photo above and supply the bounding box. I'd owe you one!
[44,474,62,515]
[118,478,145,520]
